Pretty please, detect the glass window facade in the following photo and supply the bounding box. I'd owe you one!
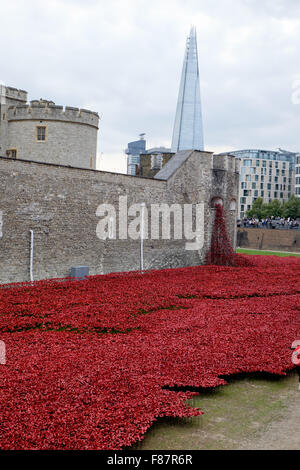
[126,138,146,175]
[221,149,298,217]
[296,154,300,199]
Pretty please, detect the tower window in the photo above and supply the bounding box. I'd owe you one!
[36,126,47,141]
[151,154,162,170]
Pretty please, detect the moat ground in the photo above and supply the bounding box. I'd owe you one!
[132,371,299,450]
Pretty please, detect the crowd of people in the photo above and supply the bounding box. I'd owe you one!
[237,216,300,230]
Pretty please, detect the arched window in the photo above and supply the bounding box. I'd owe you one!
[210,197,223,208]
[230,199,237,211]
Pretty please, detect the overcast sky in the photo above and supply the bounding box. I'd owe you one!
[1,0,300,172]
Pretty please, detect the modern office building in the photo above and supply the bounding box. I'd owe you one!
[171,26,204,153]
[296,154,300,198]
[219,149,296,218]
[125,134,146,175]
[126,26,204,175]
[125,134,172,176]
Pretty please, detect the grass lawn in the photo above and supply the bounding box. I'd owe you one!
[237,248,300,257]
[132,372,298,450]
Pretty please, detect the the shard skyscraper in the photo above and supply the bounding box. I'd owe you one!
[171,26,204,153]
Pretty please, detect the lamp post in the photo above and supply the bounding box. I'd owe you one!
[140,203,146,271]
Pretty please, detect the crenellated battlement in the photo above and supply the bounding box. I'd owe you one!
[3,86,28,104]
[213,153,241,174]
[7,99,99,128]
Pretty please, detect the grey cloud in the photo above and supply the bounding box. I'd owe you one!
[1,0,300,172]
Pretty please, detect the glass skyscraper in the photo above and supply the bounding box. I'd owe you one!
[171,26,204,153]
[126,135,146,176]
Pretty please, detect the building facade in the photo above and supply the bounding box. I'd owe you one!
[296,154,300,198]
[219,149,296,218]
[126,135,146,175]
[0,86,99,169]
[171,26,204,153]
[0,150,240,284]
[126,27,204,175]
[140,151,174,178]
[125,134,172,176]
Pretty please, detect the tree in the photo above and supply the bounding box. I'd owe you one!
[264,199,284,218]
[282,195,300,219]
[246,198,265,219]
[246,196,300,220]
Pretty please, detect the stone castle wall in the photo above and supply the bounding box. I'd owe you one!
[0,87,99,169]
[0,150,239,284]
[140,153,174,178]
[7,102,99,128]
[7,117,98,169]
[237,228,300,252]
[1,86,28,106]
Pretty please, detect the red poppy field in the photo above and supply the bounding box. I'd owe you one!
[0,254,299,450]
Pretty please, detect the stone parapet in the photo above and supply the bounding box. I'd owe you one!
[7,99,99,129]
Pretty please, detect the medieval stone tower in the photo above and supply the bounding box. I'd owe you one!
[0,85,99,169]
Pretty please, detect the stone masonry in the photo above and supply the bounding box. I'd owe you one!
[237,228,300,252]
[0,150,239,284]
[139,152,174,178]
[0,86,99,170]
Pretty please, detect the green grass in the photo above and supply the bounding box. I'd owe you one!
[237,248,300,257]
[130,372,298,450]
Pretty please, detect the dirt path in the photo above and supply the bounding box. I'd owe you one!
[239,391,300,450]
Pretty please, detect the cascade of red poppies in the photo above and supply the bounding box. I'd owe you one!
[206,203,239,266]
[0,255,300,449]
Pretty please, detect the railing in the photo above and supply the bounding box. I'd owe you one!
[238,221,300,230]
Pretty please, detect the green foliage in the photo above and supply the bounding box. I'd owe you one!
[246,198,265,219]
[282,195,300,219]
[246,195,300,219]
[264,199,284,218]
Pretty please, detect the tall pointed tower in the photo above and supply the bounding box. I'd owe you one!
[171,26,204,153]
